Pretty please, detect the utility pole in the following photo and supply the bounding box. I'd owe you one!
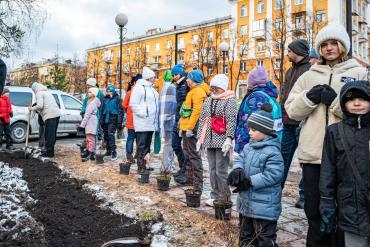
[346,0,352,57]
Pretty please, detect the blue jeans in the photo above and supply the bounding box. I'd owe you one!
[126,129,135,160]
[281,124,304,200]
[172,130,186,176]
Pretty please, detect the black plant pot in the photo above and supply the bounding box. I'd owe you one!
[119,163,131,175]
[156,176,171,191]
[213,200,233,220]
[95,153,105,164]
[185,189,201,208]
[139,171,150,183]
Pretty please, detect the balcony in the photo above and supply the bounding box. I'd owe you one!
[177,43,186,52]
[252,29,266,40]
[359,33,368,42]
[150,62,162,70]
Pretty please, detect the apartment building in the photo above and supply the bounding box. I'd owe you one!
[86,0,369,96]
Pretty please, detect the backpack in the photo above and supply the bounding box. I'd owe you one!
[258,91,283,141]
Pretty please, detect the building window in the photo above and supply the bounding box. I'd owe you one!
[126,48,130,56]
[257,60,264,66]
[167,40,172,49]
[257,41,265,52]
[275,59,281,68]
[208,32,214,42]
[253,19,265,31]
[145,57,150,64]
[240,25,248,36]
[153,56,159,63]
[275,18,283,30]
[295,13,305,29]
[166,55,171,64]
[192,51,199,61]
[275,41,282,50]
[222,29,229,39]
[295,0,303,5]
[207,66,213,76]
[241,5,247,17]
[257,1,264,13]
[135,47,140,54]
[240,44,247,54]
[222,64,228,74]
[316,10,326,23]
[275,0,283,9]
[145,44,150,52]
[155,43,160,51]
[240,61,247,72]
[192,35,199,45]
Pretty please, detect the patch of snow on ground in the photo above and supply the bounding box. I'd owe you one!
[0,162,43,241]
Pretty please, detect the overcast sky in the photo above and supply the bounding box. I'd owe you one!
[5,0,231,69]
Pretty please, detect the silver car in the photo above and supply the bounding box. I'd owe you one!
[8,86,83,143]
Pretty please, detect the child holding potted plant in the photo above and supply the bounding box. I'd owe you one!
[228,103,284,247]
[79,87,101,162]
[197,74,237,207]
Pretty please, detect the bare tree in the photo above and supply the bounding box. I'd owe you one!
[0,0,46,57]
[69,54,87,93]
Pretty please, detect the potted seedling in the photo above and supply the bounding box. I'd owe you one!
[184,165,201,208]
[213,182,233,220]
[119,161,131,175]
[156,169,172,191]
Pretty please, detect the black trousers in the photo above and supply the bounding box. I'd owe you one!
[135,131,153,171]
[102,122,117,153]
[0,123,12,147]
[183,134,203,191]
[239,215,278,247]
[45,117,59,155]
[38,114,45,148]
[303,164,343,247]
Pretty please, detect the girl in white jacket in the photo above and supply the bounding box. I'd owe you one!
[285,24,367,246]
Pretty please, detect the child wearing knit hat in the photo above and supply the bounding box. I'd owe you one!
[0,87,14,150]
[228,103,284,247]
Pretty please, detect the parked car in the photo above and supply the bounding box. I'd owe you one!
[8,86,82,143]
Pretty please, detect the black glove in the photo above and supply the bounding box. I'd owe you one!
[77,126,85,133]
[321,85,337,106]
[9,113,13,118]
[307,85,325,104]
[227,168,245,187]
[80,112,85,118]
[320,198,336,234]
[232,178,252,193]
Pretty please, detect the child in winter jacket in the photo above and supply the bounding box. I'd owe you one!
[79,87,101,162]
[319,80,370,247]
[101,84,123,160]
[0,88,14,149]
[234,66,281,154]
[179,69,210,192]
[228,103,284,247]
[197,74,237,206]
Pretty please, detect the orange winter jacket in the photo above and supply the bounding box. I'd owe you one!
[122,87,134,129]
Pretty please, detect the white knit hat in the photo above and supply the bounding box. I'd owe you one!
[142,67,156,80]
[86,77,97,87]
[210,74,229,91]
[315,24,350,56]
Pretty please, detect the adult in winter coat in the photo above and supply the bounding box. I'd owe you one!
[197,74,237,206]
[130,67,159,172]
[79,87,101,161]
[280,39,311,209]
[122,74,142,164]
[285,24,367,247]
[0,58,6,94]
[101,84,123,160]
[234,66,279,153]
[228,104,284,247]
[171,64,190,184]
[159,70,177,173]
[0,88,14,149]
[319,80,370,247]
[179,69,210,192]
[30,82,61,157]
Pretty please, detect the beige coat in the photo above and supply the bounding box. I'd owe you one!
[285,59,367,164]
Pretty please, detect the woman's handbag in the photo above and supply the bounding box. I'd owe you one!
[210,99,227,134]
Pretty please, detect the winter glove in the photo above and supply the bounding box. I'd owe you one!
[227,168,245,187]
[320,85,337,106]
[77,127,85,133]
[178,130,183,137]
[9,113,13,118]
[307,85,325,104]
[80,112,85,118]
[232,178,252,193]
[196,140,202,152]
[185,130,194,138]
[221,137,233,157]
[320,198,336,234]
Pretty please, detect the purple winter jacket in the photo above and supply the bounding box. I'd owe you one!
[80,98,101,135]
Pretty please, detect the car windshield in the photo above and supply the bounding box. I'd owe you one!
[9,92,32,107]
[61,95,81,110]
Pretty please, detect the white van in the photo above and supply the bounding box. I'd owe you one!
[8,86,82,143]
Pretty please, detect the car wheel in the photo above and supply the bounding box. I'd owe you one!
[11,122,28,143]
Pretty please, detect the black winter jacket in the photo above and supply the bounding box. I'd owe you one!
[0,58,6,94]
[281,56,311,125]
[320,111,370,236]
[173,76,189,131]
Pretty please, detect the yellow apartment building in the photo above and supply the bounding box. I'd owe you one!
[86,0,369,98]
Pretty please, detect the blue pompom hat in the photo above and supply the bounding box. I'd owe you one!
[188,70,204,84]
[171,64,185,76]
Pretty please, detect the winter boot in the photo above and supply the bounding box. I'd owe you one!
[81,149,89,158]
[104,150,112,157]
[111,150,118,161]
[89,152,95,161]
[82,151,91,162]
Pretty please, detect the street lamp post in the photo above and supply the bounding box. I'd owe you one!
[219,42,229,74]
[115,13,128,97]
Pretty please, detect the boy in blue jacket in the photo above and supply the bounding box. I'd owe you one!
[228,103,284,247]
